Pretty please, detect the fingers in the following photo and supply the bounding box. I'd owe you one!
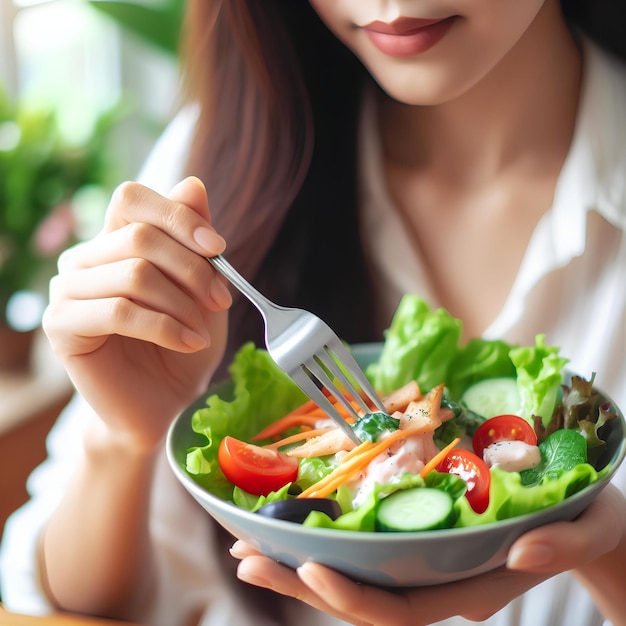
[168,176,210,219]
[294,563,546,625]
[103,178,226,260]
[99,177,231,310]
[58,222,230,312]
[44,177,234,358]
[58,255,209,326]
[231,541,547,625]
[231,542,367,622]
[236,555,360,624]
[507,484,625,573]
[43,292,209,356]
[230,483,625,626]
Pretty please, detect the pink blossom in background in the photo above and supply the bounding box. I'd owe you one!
[33,202,76,256]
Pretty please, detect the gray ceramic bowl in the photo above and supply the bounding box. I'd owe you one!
[166,344,626,587]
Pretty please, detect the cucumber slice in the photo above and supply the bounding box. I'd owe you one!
[461,377,520,419]
[376,488,456,532]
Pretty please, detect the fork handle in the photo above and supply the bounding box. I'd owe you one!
[208,254,275,319]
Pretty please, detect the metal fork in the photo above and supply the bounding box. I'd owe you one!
[208,255,387,444]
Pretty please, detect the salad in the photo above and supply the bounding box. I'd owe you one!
[185,295,618,532]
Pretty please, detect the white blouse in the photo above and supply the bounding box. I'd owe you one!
[1,38,625,626]
[358,38,626,626]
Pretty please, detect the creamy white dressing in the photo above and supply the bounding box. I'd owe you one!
[349,431,440,507]
[482,440,541,472]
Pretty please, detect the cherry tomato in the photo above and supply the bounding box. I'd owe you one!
[436,448,491,514]
[472,414,537,458]
[218,436,299,496]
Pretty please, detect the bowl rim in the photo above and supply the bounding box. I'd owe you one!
[166,342,626,540]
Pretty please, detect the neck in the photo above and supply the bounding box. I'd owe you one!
[379,2,582,185]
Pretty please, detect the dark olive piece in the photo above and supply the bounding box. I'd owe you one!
[257,498,342,524]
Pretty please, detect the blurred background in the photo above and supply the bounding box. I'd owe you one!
[0,0,185,558]
[0,0,183,343]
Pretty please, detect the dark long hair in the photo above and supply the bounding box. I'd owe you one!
[180,0,625,368]
[563,0,626,60]
[182,0,372,368]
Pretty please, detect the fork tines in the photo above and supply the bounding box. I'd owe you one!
[290,339,387,445]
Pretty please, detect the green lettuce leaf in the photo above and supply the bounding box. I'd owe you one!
[367,294,462,394]
[185,343,307,500]
[351,411,401,443]
[520,429,587,486]
[233,482,293,512]
[509,334,569,424]
[455,464,599,527]
[296,456,337,491]
[446,338,516,400]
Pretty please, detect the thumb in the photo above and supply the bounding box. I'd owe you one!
[169,176,211,221]
[507,485,624,573]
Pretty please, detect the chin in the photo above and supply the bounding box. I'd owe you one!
[373,74,471,107]
[359,53,480,106]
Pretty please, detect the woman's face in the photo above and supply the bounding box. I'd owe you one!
[308,0,555,105]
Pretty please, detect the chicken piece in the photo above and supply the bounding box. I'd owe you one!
[287,383,439,459]
[382,380,422,413]
[397,383,444,431]
[286,426,357,458]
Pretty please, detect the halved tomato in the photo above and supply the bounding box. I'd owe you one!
[218,436,299,496]
[436,448,491,514]
[472,414,537,458]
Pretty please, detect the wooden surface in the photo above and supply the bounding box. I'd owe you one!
[0,389,72,539]
[0,604,140,625]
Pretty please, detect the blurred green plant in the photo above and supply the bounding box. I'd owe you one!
[0,87,118,326]
[87,0,185,56]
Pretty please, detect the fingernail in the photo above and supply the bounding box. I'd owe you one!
[229,541,250,559]
[210,279,232,308]
[170,176,203,194]
[237,564,273,590]
[508,543,555,570]
[181,328,208,350]
[194,227,225,253]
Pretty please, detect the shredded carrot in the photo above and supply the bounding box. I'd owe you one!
[283,395,331,419]
[324,398,361,423]
[263,428,331,450]
[419,437,461,478]
[298,425,429,499]
[339,439,378,465]
[300,454,374,499]
[288,398,323,415]
[251,388,363,442]
[251,414,323,441]
[297,445,375,499]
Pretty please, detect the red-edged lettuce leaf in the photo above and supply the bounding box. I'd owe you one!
[536,374,618,465]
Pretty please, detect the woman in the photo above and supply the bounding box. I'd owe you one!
[1,1,625,625]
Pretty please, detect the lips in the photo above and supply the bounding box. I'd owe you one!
[363,17,447,36]
[362,16,457,58]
